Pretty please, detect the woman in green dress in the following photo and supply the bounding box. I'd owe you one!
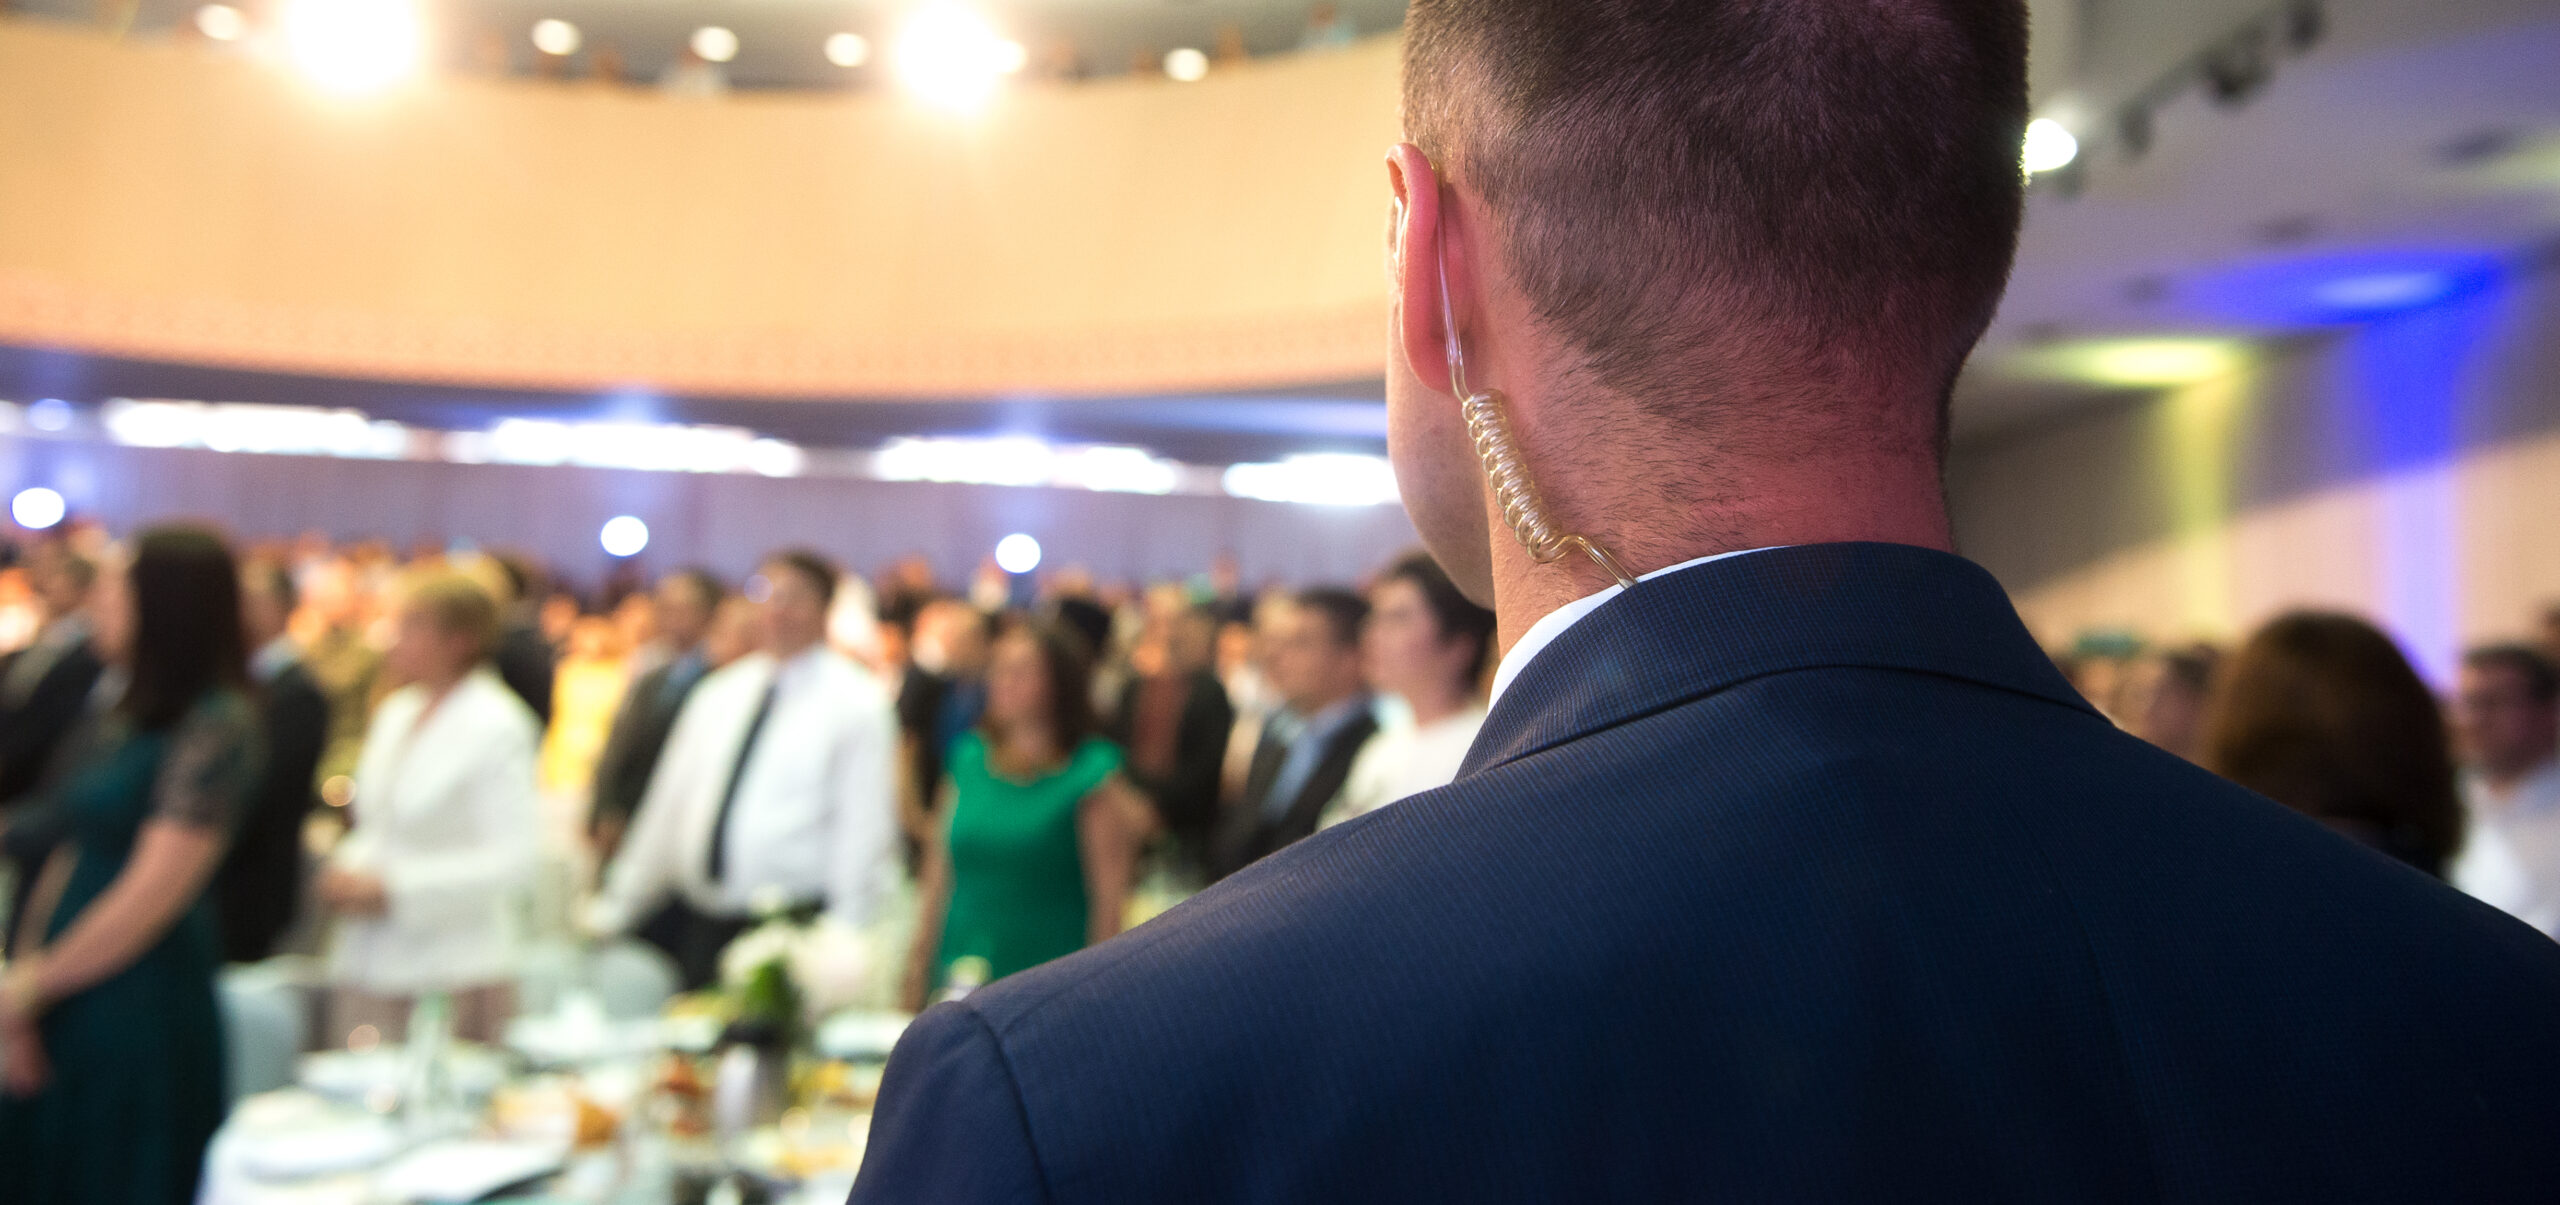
[0,525,260,1204]
[903,616,1157,1008]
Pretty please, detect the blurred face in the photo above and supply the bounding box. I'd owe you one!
[239,572,291,650]
[984,630,1054,733]
[702,598,761,668]
[86,558,134,666]
[384,604,475,684]
[1364,577,1471,703]
[760,563,829,655]
[2455,663,2560,778]
[2125,658,2206,761]
[653,577,713,650]
[32,552,92,620]
[1266,604,1365,716]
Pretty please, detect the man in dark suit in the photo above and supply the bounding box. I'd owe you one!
[1208,588,1375,882]
[855,2,2560,1200]
[1109,602,1234,881]
[214,557,330,963]
[0,544,102,810]
[588,568,728,855]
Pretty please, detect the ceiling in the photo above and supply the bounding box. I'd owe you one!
[4,0,2558,457]
[12,0,1412,88]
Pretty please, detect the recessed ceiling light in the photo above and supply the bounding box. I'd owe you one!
[1164,47,1208,82]
[692,26,739,64]
[194,4,246,42]
[278,0,426,94]
[825,32,871,68]
[2021,117,2078,175]
[531,18,580,57]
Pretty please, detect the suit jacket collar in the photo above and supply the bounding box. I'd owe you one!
[1460,542,2093,779]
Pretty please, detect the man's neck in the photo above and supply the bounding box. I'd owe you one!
[1485,453,1954,655]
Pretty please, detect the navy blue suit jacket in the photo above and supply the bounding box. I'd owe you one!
[854,544,2560,1203]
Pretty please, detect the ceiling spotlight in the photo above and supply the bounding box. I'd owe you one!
[278,0,427,94]
[195,4,246,42]
[1163,47,1208,82]
[691,25,739,64]
[531,18,579,57]
[11,487,66,530]
[825,32,871,68]
[994,533,1042,575]
[2021,117,2079,175]
[599,515,650,558]
[892,5,1016,109]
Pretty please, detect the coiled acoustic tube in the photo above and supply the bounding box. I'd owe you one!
[1433,218,1637,589]
[1455,375,1640,589]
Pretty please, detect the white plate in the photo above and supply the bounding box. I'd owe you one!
[233,1117,401,1181]
[298,1047,510,1103]
[813,1011,912,1062]
[369,1138,568,1203]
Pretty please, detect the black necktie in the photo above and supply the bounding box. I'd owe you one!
[704,680,780,883]
[1242,725,1293,822]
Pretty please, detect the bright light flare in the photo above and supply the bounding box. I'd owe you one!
[1164,47,1208,82]
[1221,454,1400,507]
[893,6,1019,108]
[2022,117,2079,175]
[278,0,427,95]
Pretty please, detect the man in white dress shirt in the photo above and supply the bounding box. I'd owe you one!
[588,549,900,988]
[2451,643,2560,938]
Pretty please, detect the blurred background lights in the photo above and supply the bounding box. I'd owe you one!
[893,6,1018,108]
[278,0,427,94]
[691,26,739,64]
[599,515,649,557]
[2022,118,2080,175]
[1220,453,1400,507]
[2020,337,2250,388]
[2312,270,2454,313]
[1164,47,1209,82]
[530,18,580,57]
[12,487,67,531]
[825,32,872,68]
[26,398,72,432]
[194,4,246,41]
[994,532,1042,575]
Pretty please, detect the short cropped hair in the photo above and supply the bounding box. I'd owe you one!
[762,548,840,611]
[1294,587,1371,651]
[402,570,501,663]
[2465,643,2560,706]
[1403,0,2030,433]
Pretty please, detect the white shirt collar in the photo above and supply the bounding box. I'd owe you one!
[251,635,299,683]
[1486,547,1784,709]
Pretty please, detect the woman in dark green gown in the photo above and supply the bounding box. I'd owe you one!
[901,617,1158,1009]
[0,526,260,1204]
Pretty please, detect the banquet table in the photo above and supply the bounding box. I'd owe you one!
[201,1005,905,1205]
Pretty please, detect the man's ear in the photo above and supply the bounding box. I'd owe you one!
[1386,143,1456,397]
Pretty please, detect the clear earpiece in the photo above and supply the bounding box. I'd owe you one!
[1436,225,1638,589]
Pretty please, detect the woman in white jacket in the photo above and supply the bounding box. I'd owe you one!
[318,570,541,1044]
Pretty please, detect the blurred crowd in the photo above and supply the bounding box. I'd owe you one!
[4,517,2559,1187]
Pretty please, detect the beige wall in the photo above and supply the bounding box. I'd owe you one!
[0,22,1403,396]
[1949,265,2560,682]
